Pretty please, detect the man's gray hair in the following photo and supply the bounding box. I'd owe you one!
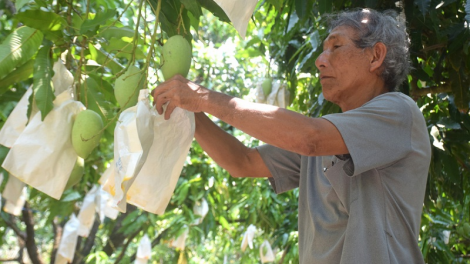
[327,9,411,91]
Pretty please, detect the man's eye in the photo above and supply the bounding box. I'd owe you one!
[333,45,341,49]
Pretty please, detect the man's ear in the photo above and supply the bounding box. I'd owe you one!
[370,42,387,73]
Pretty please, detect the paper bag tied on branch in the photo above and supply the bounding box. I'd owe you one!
[109,90,155,212]
[2,89,85,200]
[2,173,27,216]
[126,106,195,215]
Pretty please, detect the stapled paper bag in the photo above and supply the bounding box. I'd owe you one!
[260,240,275,263]
[55,214,80,264]
[213,0,259,39]
[2,173,27,216]
[241,224,257,252]
[126,107,195,215]
[2,89,85,199]
[77,185,99,237]
[170,227,189,250]
[0,87,35,148]
[0,60,73,148]
[266,81,290,108]
[111,90,154,212]
[192,198,209,225]
[135,234,151,264]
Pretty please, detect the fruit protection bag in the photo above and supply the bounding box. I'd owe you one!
[2,173,27,216]
[77,185,99,237]
[126,107,195,215]
[255,81,267,104]
[192,198,209,225]
[55,214,80,264]
[135,234,151,264]
[0,60,72,148]
[111,89,154,212]
[266,81,290,108]
[213,0,259,39]
[241,224,257,252]
[2,89,85,200]
[260,240,275,263]
[0,87,34,147]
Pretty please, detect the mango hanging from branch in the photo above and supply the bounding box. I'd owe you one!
[114,65,144,109]
[161,35,192,80]
[72,110,104,159]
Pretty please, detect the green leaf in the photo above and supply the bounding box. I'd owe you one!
[16,9,67,32]
[197,0,230,22]
[88,43,124,74]
[0,26,43,80]
[266,0,283,10]
[61,191,82,202]
[80,9,116,35]
[98,26,135,40]
[15,0,32,11]
[318,0,332,15]
[218,215,230,229]
[449,67,469,113]
[102,38,146,60]
[0,59,34,95]
[181,0,203,18]
[33,45,55,121]
[81,76,111,124]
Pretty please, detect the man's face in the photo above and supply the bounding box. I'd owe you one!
[315,26,373,104]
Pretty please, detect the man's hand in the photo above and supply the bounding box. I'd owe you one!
[152,75,208,119]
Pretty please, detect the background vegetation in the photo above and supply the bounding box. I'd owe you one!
[0,0,469,263]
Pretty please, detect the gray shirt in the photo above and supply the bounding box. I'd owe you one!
[257,92,431,264]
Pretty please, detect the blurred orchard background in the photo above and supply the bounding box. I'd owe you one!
[0,0,469,263]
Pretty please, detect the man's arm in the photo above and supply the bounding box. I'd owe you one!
[153,75,348,157]
[194,112,271,178]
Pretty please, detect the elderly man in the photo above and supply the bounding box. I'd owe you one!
[153,8,431,264]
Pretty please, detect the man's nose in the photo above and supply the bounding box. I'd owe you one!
[315,51,328,69]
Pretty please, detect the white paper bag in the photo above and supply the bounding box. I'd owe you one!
[255,81,267,104]
[135,234,151,264]
[52,59,74,96]
[2,173,27,216]
[214,0,259,39]
[0,87,33,148]
[95,185,119,221]
[259,240,275,263]
[100,164,120,220]
[126,107,195,215]
[2,89,85,200]
[266,81,290,108]
[241,224,257,251]
[192,198,209,225]
[56,214,80,263]
[112,90,154,212]
[170,228,189,250]
[77,185,99,237]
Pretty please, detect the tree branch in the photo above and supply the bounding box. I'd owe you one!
[103,204,137,256]
[410,83,452,99]
[49,217,64,264]
[113,229,141,264]
[73,218,100,264]
[1,212,26,241]
[21,202,44,264]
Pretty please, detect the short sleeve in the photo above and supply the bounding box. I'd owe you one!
[322,93,413,176]
[257,144,301,194]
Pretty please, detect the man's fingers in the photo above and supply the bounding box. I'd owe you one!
[154,91,171,115]
[164,102,176,120]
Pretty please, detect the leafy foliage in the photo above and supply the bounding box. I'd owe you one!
[0,0,469,263]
